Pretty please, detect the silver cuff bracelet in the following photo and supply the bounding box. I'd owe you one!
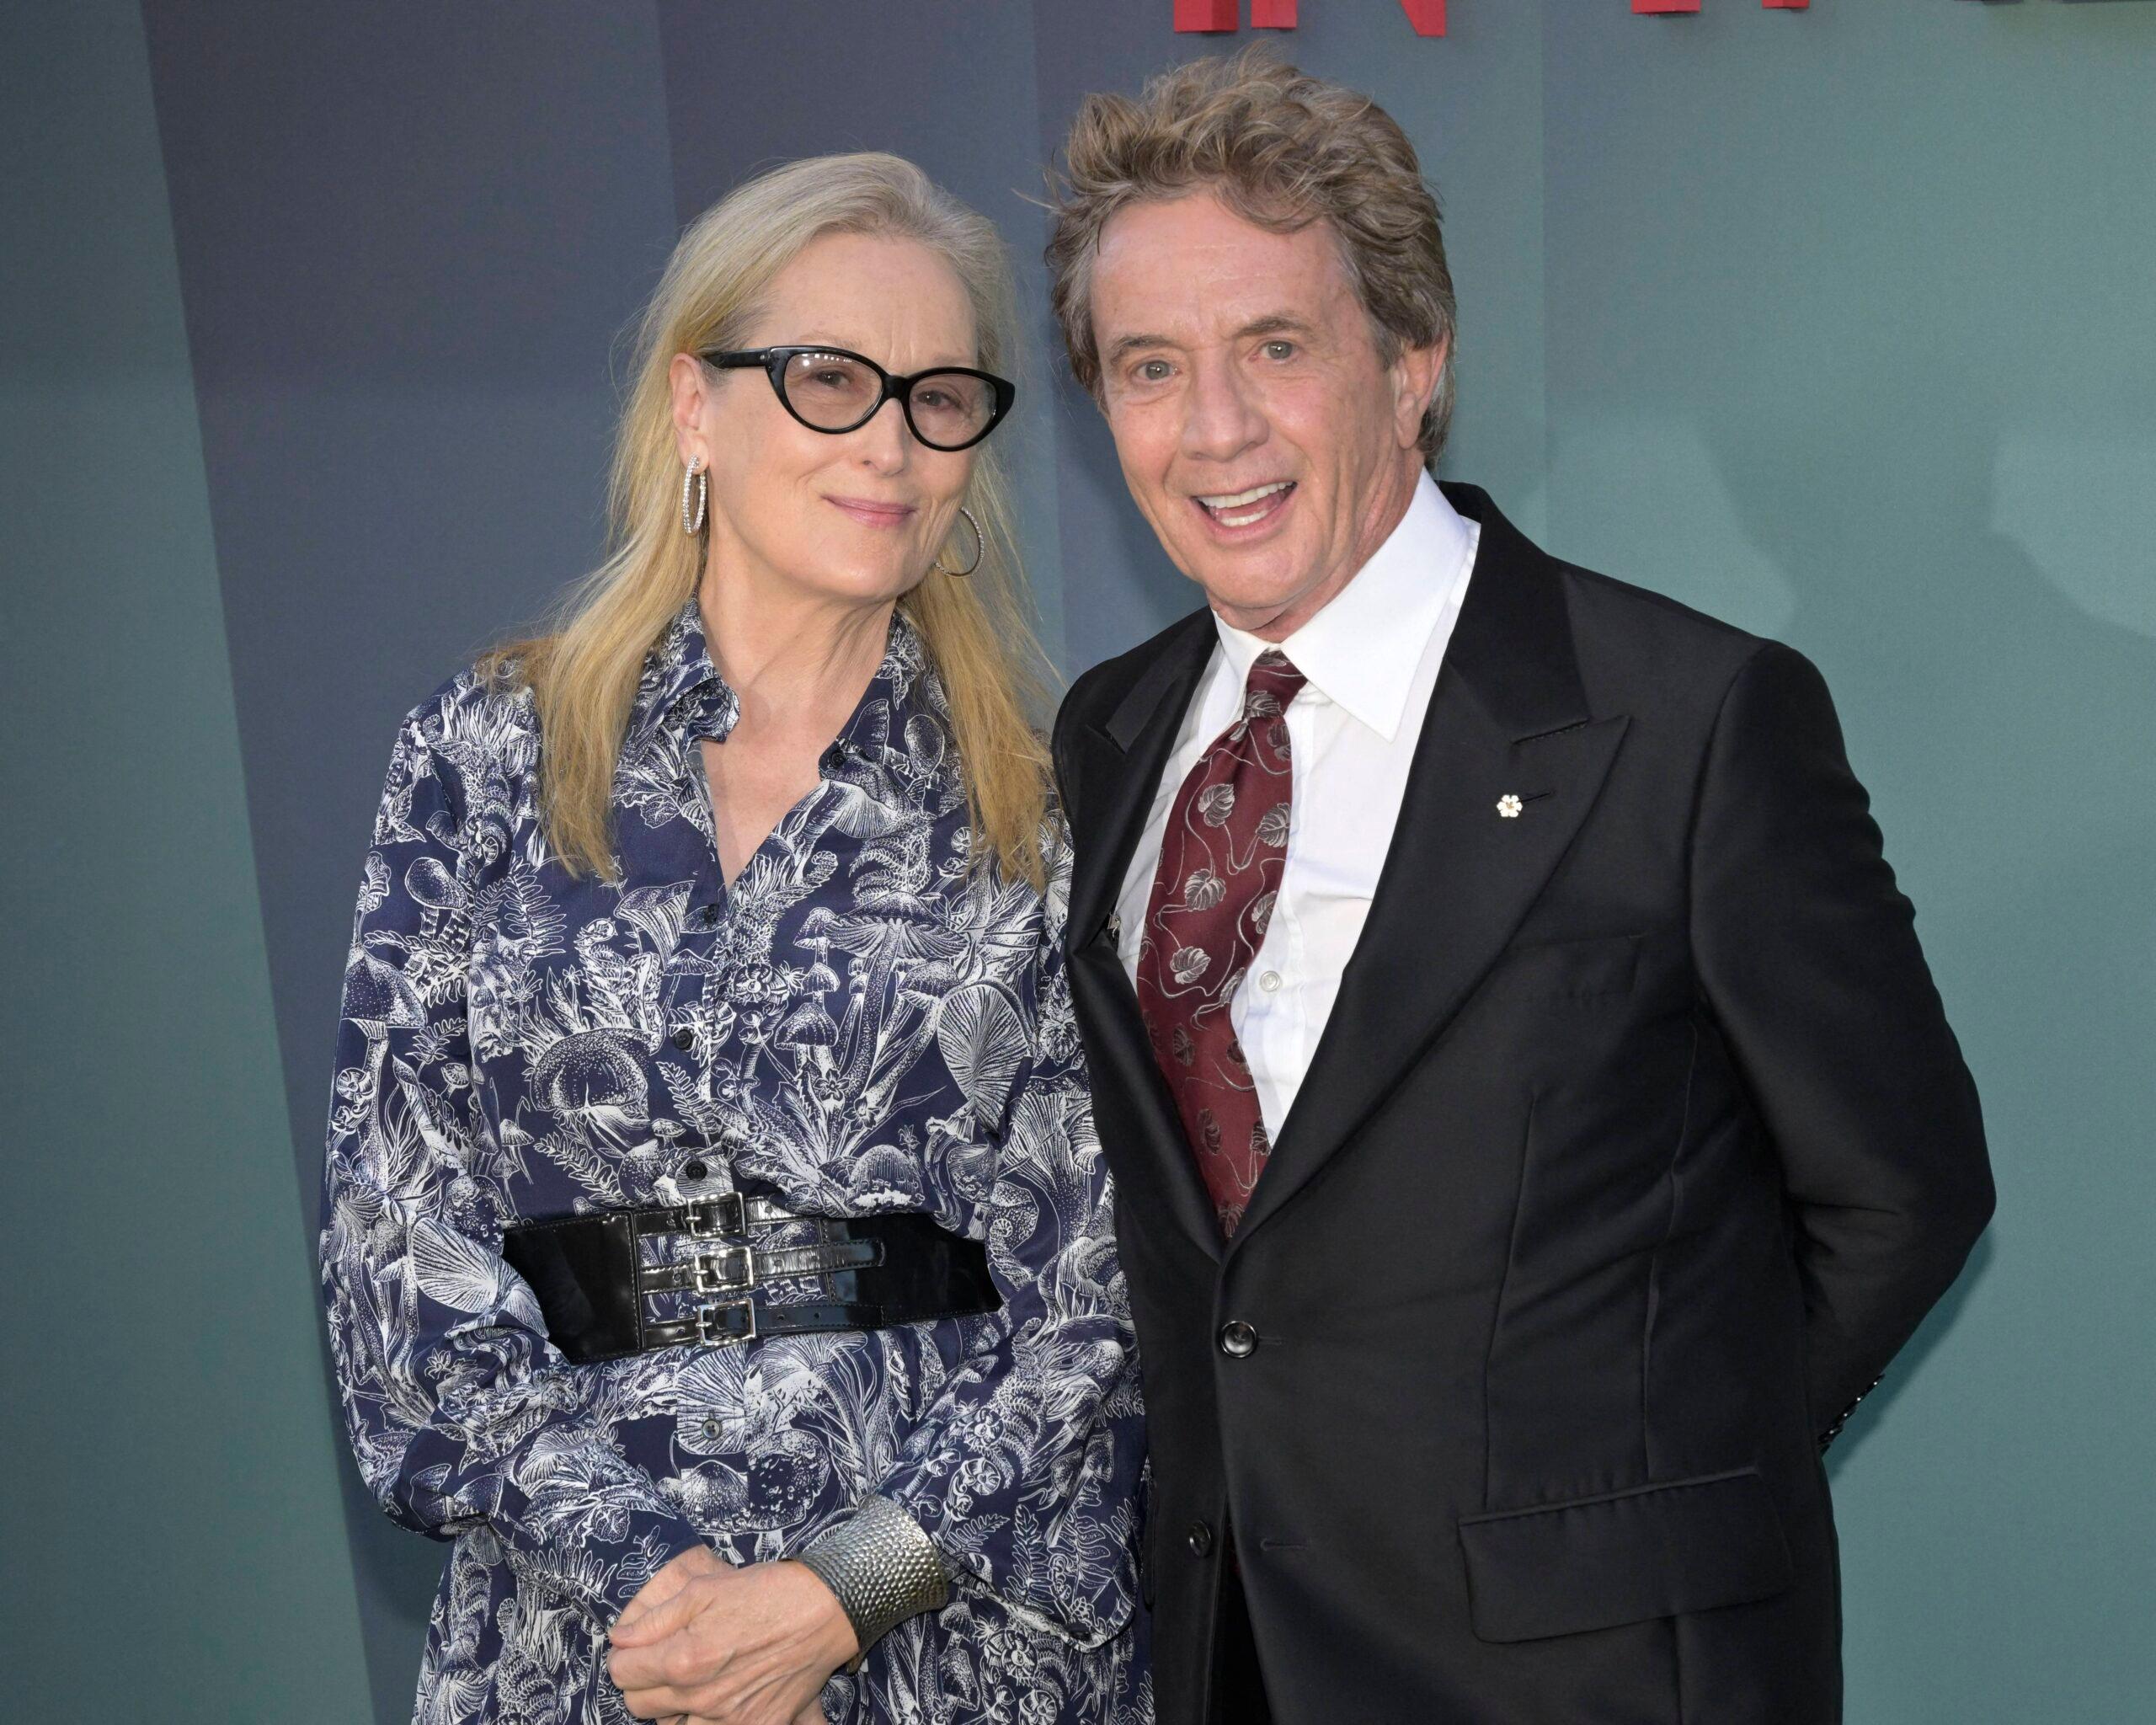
[796,1496,953,1667]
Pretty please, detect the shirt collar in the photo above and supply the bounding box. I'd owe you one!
[627,597,948,774]
[1212,470,1475,740]
[628,599,739,756]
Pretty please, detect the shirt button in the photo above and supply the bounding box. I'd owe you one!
[1185,1519,1214,1557]
[700,903,721,927]
[671,1027,695,1051]
[1258,970,1282,993]
[819,744,846,773]
[1219,1320,1259,1359]
[681,1158,708,1181]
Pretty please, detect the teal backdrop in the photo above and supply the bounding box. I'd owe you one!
[3,3,2148,1720]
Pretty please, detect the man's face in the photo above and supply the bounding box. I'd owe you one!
[1089,190,1443,640]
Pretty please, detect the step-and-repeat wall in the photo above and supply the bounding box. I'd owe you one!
[5,3,2149,1719]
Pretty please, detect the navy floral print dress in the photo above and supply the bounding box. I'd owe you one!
[320,601,1150,1725]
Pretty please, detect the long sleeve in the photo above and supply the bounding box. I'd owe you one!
[1689,642,1995,1442]
[318,702,705,1625]
[867,835,1147,1648]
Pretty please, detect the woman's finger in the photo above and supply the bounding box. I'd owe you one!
[611,1583,700,1648]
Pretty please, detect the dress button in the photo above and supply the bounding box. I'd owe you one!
[1185,1519,1214,1557]
[1219,1320,1259,1359]
[1258,970,1282,993]
[671,1027,695,1050]
[681,1158,708,1181]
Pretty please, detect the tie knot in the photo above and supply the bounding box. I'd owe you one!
[1242,649,1307,719]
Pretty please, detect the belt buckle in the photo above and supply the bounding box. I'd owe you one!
[695,1300,757,1347]
[684,1194,745,1238]
[694,1242,756,1293]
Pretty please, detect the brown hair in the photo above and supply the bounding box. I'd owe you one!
[483,153,1054,889]
[1045,45,1458,468]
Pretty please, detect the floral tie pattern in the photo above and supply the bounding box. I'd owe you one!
[1134,649,1307,1235]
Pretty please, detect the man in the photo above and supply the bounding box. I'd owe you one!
[1044,51,1993,1725]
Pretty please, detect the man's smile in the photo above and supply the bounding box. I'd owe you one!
[1192,479,1297,534]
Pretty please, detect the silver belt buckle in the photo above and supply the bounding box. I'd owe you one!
[684,1194,744,1238]
[694,1242,756,1293]
[695,1300,757,1347]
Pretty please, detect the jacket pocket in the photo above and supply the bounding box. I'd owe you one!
[1458,1465,1793,1643]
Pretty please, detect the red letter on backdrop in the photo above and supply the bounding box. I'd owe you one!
[1398,0,1447,34]
[1175,0,1239,31]
[1762,0,1809,9]
[1633,1,1701,13]
[1251,0,1297,25]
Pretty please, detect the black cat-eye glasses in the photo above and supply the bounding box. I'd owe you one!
[702,344,1015,451]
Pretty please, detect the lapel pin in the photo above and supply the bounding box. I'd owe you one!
[1107,911,1123,942]
[1497,793,1524,819]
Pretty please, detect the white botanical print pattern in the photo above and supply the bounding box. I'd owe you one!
[321,603,1150,1724]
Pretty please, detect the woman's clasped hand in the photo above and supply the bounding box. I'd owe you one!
[607,1546,856,1724]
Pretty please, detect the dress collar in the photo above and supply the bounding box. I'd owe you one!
[1212,470,1476,741]
[627,599,738,756]
[627,596,949,774]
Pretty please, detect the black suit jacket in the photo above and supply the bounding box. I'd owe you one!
[1051,483,1993,1725]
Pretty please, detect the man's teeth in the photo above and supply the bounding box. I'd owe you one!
[1198,481,1292,525]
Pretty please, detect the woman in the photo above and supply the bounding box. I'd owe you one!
[320,153,1149,1725]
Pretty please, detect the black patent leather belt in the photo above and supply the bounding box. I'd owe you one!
[499,1194,1001,1365]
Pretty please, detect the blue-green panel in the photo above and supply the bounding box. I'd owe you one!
[0,2,373,1718]
[1541,5,2156,1717]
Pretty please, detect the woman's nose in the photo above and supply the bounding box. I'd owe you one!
[854,394,914,470]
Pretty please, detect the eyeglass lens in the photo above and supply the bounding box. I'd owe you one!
[780,351,993,447]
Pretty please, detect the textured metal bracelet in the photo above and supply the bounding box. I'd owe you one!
[796,1496,953,1667]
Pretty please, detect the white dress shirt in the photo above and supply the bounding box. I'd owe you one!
[1115,471,1481,1139]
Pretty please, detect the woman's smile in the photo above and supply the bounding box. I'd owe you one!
[825,493,918,529]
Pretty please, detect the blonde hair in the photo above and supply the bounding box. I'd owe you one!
[487,153,1054,887]
[1045,45,1458,468]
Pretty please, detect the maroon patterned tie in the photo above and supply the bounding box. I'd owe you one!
[1134,649,1307,1236]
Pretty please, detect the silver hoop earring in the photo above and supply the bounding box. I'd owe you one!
[932,506,984,578]
[680,457,707,536]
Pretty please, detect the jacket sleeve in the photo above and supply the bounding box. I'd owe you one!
[869,830,1147,1648]
[318,701,705,1625]
[1689,641,1995,1445]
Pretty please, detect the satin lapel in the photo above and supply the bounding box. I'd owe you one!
[1229,485,1631,1249]
[1064,610,1225,1259]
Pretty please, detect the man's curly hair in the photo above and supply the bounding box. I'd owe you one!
[1045,45,1458,468]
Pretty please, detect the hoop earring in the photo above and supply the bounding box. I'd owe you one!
[932,506,984,578]
[680,457,707,536]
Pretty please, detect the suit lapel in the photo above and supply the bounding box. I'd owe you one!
[1065,609,1216,952]
[1230,485,1630,1248]
[1064,610,1226,1259]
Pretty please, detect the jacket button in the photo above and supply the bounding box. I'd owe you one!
[671,1027,695,1050]
[1184,1519,1214,1557]
[1218,1320,1258,1359]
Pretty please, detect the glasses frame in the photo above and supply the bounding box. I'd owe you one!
[702,344,1015,452]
